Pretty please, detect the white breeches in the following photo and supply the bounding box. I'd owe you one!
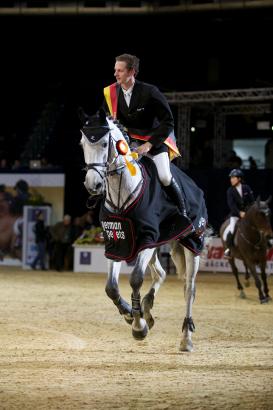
[223,216,239,241]
[150,152,172,186]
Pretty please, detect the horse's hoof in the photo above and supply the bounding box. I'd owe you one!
[144,314,155,330]
[244,280,250,288]
[266,295,272,301]
[179,339,193,352]
[260,297,269,304]
[124,313,133,325]
[132,319,149,340]
[239,290,246,299]
[141,296,155,330]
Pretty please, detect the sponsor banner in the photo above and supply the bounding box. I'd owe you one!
[200,237,273,273]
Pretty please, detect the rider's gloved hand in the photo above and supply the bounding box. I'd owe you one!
[135,142,152,155]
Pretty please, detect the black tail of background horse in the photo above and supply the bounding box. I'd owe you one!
[220,197,273,303]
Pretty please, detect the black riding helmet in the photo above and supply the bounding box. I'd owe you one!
[229,168,244,178]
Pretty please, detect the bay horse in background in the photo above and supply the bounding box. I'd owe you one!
[220,197,273,303]
[79,109,208,352]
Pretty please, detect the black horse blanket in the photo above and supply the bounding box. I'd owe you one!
[100,157,208,262]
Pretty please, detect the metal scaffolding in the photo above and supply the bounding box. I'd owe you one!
[165,87,273,168]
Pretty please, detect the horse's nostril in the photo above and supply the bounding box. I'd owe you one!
[96,183,102,190]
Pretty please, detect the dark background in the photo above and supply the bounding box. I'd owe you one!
[1,7,273,229]
[2,8,273,129]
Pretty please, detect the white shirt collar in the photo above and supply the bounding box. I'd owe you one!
[122,84,134,96]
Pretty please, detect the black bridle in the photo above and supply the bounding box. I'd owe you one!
[83,132,127,177]
[82,130,142,212]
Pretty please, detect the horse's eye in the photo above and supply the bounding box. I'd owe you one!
[102,142,107,148]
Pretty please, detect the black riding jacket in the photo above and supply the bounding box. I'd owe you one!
[227,184,255,217]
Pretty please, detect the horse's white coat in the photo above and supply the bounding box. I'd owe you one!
[81,116,200,351]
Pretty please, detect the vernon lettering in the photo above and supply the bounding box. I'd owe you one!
[101,221,122,230]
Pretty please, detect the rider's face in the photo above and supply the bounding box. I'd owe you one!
[114,61,135,89]
[230,176,240,186]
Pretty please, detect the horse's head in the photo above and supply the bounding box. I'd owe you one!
[79,108,134,197]
[250,196,273,237]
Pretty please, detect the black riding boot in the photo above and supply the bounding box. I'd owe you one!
[224,232,233,258]
[164,177,192,225]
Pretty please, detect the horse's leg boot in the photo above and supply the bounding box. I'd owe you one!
[224,232,233,258]
[164,177,192,226]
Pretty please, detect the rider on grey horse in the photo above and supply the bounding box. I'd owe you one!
[102,53,191,225]
[224,168,255,258]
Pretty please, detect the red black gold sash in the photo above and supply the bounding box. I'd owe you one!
[104,83,118,119]
[103,83,181,160]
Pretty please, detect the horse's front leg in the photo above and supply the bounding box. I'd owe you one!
[180,248,199,352]
[259,260,271,301]
[244,260,251,288]
[229,257,246,298]
[130,248,155,340]
[141,249,166,330]
[105,259,133,324]
[246,260,267,303]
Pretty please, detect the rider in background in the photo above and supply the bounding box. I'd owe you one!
[224,168,255,258]
[102,53,191,223]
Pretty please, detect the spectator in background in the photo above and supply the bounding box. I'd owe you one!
[13,179,31,214]
[80,210,96,230]
[31,210,48,270]
[50,214,74,271]
[248,156,257,169]
[72,216,84,241]
[265,138,273,169]
[225,150,243,169]
[0,158,9,170]
[12,159,22,170]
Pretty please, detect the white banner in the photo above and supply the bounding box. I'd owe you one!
[0,173,65,187]
[199,237,273,273]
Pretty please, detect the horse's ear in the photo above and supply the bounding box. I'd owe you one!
[78,106,89,125]
[266,195,272,205]
[256,195,261,207]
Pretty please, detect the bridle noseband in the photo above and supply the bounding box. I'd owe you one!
[82,128,142,213]
[83,131,128,178]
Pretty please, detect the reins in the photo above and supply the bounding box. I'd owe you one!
[237,210,267,250]
[237,226,264,250]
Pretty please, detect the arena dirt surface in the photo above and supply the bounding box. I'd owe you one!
[0,266,273,410]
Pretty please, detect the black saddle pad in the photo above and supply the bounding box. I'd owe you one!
[100,157,208,261]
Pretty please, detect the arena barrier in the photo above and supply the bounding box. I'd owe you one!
[73,239,273,275]
[73,244,134,274]
[199,237,273,274]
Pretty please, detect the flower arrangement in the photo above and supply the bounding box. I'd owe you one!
[74,227,104,245]
[27,189,46,205]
